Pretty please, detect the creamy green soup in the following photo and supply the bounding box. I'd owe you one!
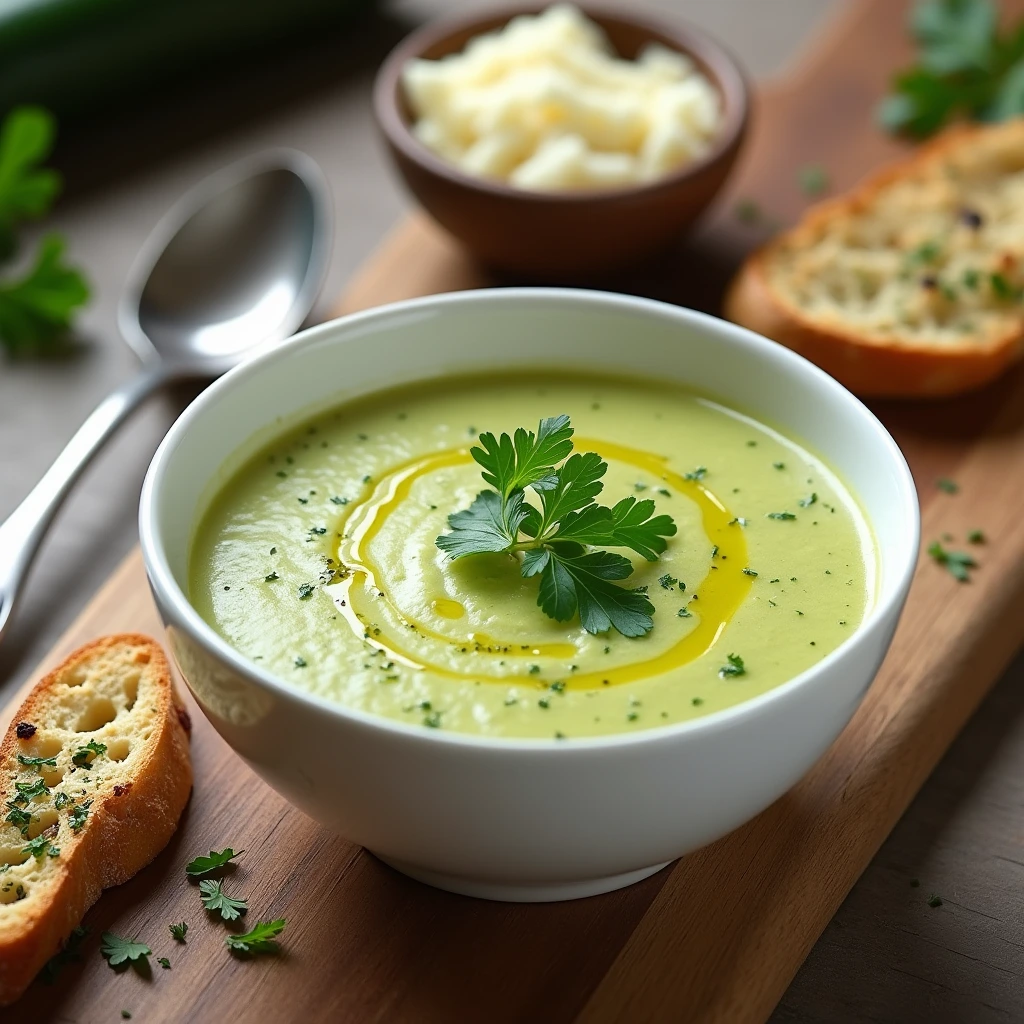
[190,373,875,739]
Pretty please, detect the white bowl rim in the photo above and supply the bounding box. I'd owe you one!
[140,286,920,753]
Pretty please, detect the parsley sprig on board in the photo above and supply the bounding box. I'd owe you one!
[879,0,1024,138]
[436,415,677,637]
[0,107,89,355]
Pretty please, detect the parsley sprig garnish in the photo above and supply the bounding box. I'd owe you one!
[0,107,89,356]
[879,0,1024,138]
[436,416,677,637]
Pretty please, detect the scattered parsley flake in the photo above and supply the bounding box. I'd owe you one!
[798,163,830,196]
[742,568,758,577]
[297,582,315,600]
[928,540,976,581]
[170,922,188,942]
[798,493,818,507]
[968,529,985,544]
[264,571,279,582]
[199,878,248,921]
[658,573,678,589]
[100,933,151,968]
[767,511,797,520]
[225,919,286,955]
[936,477,959,494]
[683,466,707,481]
[185,847,243,877]
[735,199,761,224]
[158,957,171,969]
[927,894,943,908]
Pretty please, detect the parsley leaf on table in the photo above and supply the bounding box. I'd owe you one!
[436,416,676,637]
[185,847,243,877]
[879,0,1024,138]
[100,933,151,968]
[224,919,286,956]
[169,921,188,942]
[0,107,88,355]
[928,540,977,581]
[199,878,248,921]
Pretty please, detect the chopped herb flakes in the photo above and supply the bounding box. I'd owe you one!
[968,529,985,544]
[17,753,57,770]
[798,493,818,507]
[297,583,316,600]
[69,799,92,832]
[158,957,171,969]
[683,466,707,481]
[719,653,747,679]
[741,568,758,577]
[22,834,58,859]
[170,922,188,942]
[927,894,943,908]
[71,740,106,769]
[936,477,959,494]
[767,511,797,520]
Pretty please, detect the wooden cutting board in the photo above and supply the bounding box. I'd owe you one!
[8,0,1024,1020]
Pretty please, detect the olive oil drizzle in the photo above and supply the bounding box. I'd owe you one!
[326,439,752,690]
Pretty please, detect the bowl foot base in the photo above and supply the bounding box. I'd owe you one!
[373,854,672,902]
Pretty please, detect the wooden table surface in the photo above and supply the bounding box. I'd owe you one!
[2,2,1022,1021]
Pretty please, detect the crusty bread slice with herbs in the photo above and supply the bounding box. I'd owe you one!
[725,118,1024,397]
[0,634,192,1005]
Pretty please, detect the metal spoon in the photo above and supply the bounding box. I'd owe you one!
[0,149,331,646]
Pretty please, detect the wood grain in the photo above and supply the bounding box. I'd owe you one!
[6,0,1024,1020]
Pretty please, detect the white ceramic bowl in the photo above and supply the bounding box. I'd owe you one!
[140,288,919,902]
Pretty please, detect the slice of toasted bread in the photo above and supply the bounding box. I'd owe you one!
[725,119,1024,397]
[0,634,192,1005]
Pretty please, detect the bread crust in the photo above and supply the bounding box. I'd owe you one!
[0,634,192,1005]
[724,122,1024,398]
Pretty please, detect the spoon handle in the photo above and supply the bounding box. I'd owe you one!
[0,365,168,644]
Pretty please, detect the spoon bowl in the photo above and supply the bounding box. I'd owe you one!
[121,151,330,373]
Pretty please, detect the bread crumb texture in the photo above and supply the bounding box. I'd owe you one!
[766,119,1024,351]
[0,635,191,1004]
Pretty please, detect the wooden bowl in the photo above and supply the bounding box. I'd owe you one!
[373,4,750,278]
